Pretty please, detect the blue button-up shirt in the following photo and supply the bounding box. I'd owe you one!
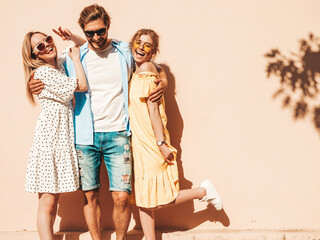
[64,39,134,145]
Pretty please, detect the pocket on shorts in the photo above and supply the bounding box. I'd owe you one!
[117,130,128,137]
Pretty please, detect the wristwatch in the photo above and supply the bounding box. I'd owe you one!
[156,140,166,146]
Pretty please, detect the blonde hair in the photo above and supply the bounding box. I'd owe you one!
[130,29,160,59]
[78,4,111,30]
[22,31,55,105]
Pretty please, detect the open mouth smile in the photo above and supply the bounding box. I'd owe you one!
[136,50,146,56]
[43,46,54,55]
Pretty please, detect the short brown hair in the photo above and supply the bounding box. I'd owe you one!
[78,4,111,30]
[130,29,160,58]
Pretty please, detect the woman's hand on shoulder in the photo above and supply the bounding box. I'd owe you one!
[68,46,80,61]
[159,145,174,165]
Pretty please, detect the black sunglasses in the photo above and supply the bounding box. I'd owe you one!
[84,28,107,38]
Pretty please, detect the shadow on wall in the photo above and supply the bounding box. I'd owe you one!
[56,64,229,238]
[265,33,320,134]
[57,164,115,232]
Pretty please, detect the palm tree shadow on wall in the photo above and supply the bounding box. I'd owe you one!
[129,64,229,239]
[265,33,320,133]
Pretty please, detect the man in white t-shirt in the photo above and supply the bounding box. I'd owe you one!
[30,4,167,240]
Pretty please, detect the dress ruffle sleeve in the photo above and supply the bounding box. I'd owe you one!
[135,72,158,101]
[58,47,71,70]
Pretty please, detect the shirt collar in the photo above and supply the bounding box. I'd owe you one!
[80,39,120,58]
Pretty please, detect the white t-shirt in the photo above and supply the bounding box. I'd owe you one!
[86,44,126,132]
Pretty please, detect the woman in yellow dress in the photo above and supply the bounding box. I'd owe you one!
[129,29,223,240]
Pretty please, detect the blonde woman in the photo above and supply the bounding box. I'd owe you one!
[129,29,223,240]
[22,31,87,240]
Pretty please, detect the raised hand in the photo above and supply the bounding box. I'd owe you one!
[52,27,73,41]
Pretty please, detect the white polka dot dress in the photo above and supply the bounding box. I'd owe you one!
[25,62,79,193]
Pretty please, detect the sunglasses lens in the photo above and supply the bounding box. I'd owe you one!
[97,28,106,36]
[36,42,46,52]
[133,41,140,50]
[45,35,53,43]
[144,44,152,53]
[84,31,94,38]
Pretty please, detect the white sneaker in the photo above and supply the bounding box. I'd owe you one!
[199,179,223,211]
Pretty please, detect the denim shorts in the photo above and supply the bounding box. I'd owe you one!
[76,131,132,193]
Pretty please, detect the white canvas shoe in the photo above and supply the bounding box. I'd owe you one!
[199,179,223,211]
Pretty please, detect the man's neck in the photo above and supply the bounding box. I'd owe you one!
[88,38,112,52]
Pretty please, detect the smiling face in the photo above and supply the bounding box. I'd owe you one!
[83,18,110,51]
[132,34,154,65]
[31,33,57,65]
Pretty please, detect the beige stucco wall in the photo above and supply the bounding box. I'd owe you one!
[1,0,319,232]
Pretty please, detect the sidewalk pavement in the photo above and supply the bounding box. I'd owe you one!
[1,229,320,240]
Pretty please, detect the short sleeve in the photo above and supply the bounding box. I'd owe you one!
[58,46,71,73]
[35,66,77,103]
[137,73,158,101]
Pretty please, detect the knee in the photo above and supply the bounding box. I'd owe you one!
[84,190,99,205]
[112,192,130,208]
[40,202,56,214]
[38,194,57,214]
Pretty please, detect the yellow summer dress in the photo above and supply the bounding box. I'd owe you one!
[129,72,180,208]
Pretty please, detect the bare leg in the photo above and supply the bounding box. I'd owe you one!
[51,201,58,224]
[139,208,155,240]
[137,188,205,239]
[112,191,131,240]
[83,189,102,240]
[156,187,206,209]
[37,193,60,240]
[170,187,206,205]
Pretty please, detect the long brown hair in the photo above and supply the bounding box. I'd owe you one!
[22,31,55,105]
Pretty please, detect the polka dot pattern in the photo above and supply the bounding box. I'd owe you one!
[25,64,79,193]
